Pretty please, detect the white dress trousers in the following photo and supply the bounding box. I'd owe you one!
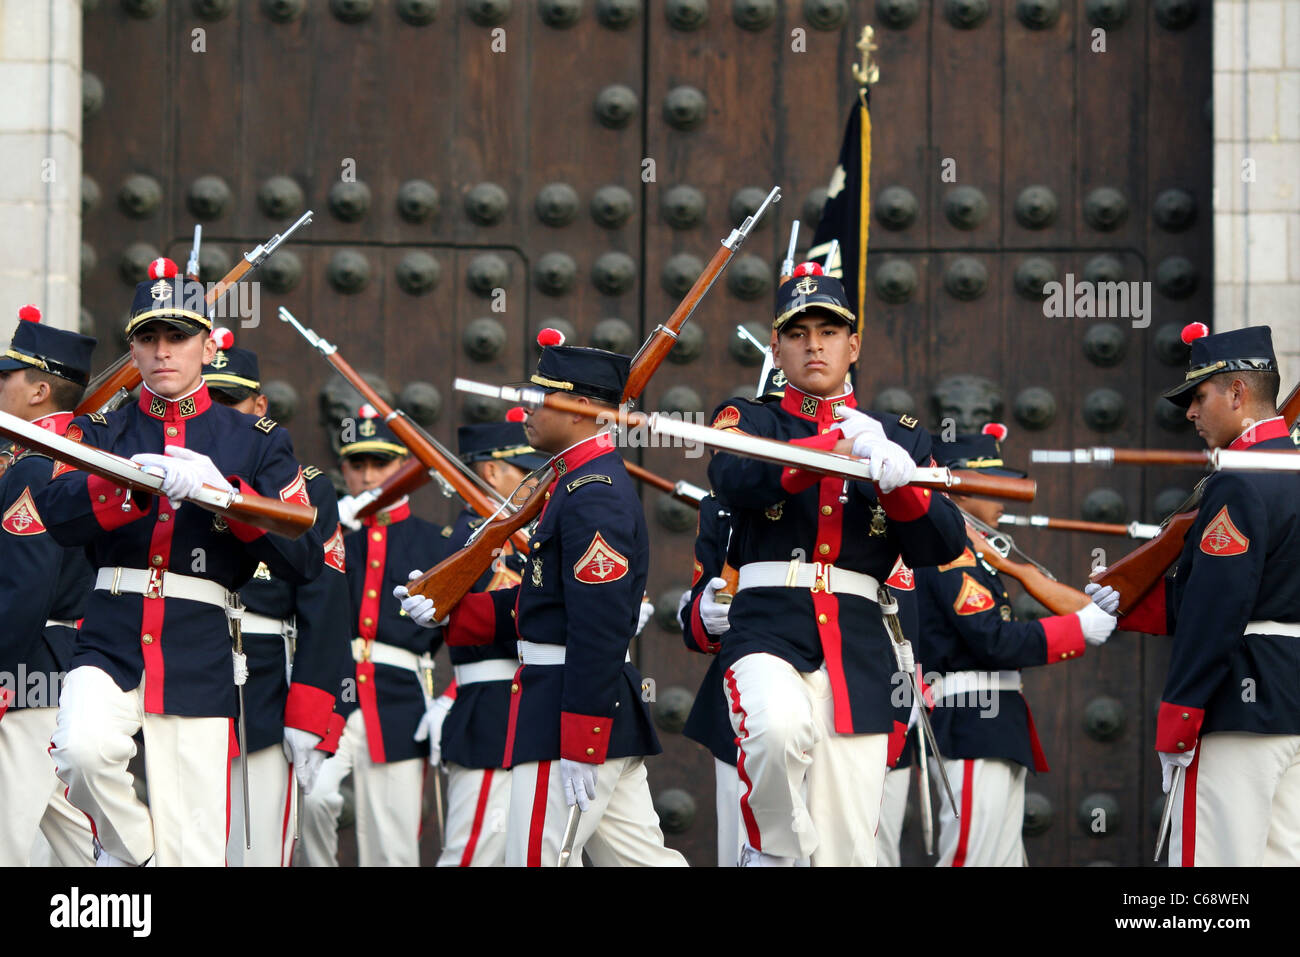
[436,763,511,867]
[0,706,94,866]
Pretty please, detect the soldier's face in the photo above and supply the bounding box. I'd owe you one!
[0,370,41,419]
[130,324,217,399]
[1186,378,1243,449]
[340,453,406,495]
[523,402,572,454]
[773,315,859,397]
[474,459,527,499]
[953,493,1003,528]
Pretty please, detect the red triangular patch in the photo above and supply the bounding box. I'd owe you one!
[323,525,346,572]
[1200,505,1250,557]
[280,467,312,508]
[953,572,995,616]
[572,531,629,584]
[885,555,914,591]
[2,487,46,536]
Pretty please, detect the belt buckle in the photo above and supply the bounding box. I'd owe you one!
[352,637,371,663]
[810,561,833,595]
[144,567,164,600]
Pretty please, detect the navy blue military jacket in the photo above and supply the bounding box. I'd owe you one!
[439,506,526,769]
[707,385,965,735]
[914,533,1086,771]
[36,385,324,719]
[337,501,445,764]
[1121,419,1300,751]
[447,432,661,767]
[238,467,350,753]
[0,413,93,715]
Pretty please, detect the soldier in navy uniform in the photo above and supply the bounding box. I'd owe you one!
[1089,323,1300,866]
[0,306,97,866]
[915,425,1114,867]
[299,409,446,867]
[403,335,686,866]
[706,265,966,866]
[38,257,324,867]
[202,332,351,867]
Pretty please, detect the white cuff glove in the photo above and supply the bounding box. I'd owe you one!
[836,408,887,442]
[1084,573,1121,616]
[560,757,598,811]
[675,588,692,626]
[336,494,362,532]
[232,650,248,686]
[635,599,655,637]
[394,570,446,628]
[1160,748,1195,794]
[850,434,916,494]
[700,576,732,637]
[413,694,453,766]
[1075,602,1117,646]
[131,446,234,508]
[283,727,325,794]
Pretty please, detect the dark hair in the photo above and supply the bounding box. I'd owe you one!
[1212,369,1281,406]
[208,384,258,406]
[25,369,85,412]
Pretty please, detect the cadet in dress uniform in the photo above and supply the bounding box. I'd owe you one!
[39,258,324,866]
[202,333,351,867]
[0,307,97,866]
[299,409,446,867]
[914,426,1115,867]
[707,267,966,866]
[428,416,546,867]
[1089,324,1300,866]
[404,339,686,866]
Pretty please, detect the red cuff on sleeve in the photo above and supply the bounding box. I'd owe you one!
[283,682,335,738]
[0,686,11,722]
[88,474,148,530]
[1040,613,1086,663]
[446,591,496,647]
[878,484,934,522]
[1118,578,1168,635]
[886,719,908,767]
[779,431,843,495]
[561,711,614,763]
[690,592,720,654]
[1155,701,1204,754]
[224,477,267,542]
[443,680,458,701]
[318,712,345,754]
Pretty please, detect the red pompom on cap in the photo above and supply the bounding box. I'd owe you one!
[1181,322,1209,345]
[211,326,235,350]
[982,422,1009,442]
[505,406,527,423]
[17,304,41,323]
[537,327,566,347]
[358,403,378,419]
[147,257,179,280]
[791,261,824,277]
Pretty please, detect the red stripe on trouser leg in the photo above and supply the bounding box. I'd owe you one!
[280,761,294,867]
[1181,749,1200,867]
[460,768,495,866]
[724,668,762,852]
[527,761,551,867]
[952,759,974,867]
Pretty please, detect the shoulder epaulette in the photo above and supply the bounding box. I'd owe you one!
[567,474,612,493]
[86,412,107,426]
[303,465,322,480]
[440,525,454,538]
[254,417,277,434]
[898,414,919,430]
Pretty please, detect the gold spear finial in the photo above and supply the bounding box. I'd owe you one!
[852,25,879,88]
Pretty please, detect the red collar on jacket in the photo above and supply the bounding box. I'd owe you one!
[138,383,213,421]
[1228,415,1289,450]
[33,411,75,436]
[363,500,411,528]
[551,431,615,478]
[779,383,858,424]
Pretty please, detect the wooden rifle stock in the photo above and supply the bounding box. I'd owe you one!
[223,492,319,539]
[1090,509,1198,616]
[966,523,1089,616]
[623,460,704,508]
[949,469,1037,502]
[77,353,140,416]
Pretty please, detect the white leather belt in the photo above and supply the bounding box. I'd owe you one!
[1244,621,1300,637]
[95,566,230,608]
[736,561,881,602]
[45,619,76,629]
[454,660,520,685]
[242,612,296,639]
[517,640,632,666]
[932,670,1022,701]
[352,638,433,675]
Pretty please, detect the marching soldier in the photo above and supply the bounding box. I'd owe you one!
[915,425,1115,866]
[1089,323,1300,866]
[38,258,324,866]
[403,336,686,866]
[299,408,445,867]
[0,306,97,866]
[202,332,351,866]
[706,265,966,866]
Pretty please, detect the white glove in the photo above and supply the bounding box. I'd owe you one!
[232,650,248,686]
[1160,748,1195,794]
[1084,571,1121,615]
[413,695,453,766]
[560,757,598,811]
[850,434,916,494]
[131,446,233,508]
[700,576,732,636]
[394,570,446,628]
[1075,602,1117,646]
[836,408,887,442]
[675,588,691,624]
[283,727,325,794]
[635,599,655,637]
[336,494,362,531]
